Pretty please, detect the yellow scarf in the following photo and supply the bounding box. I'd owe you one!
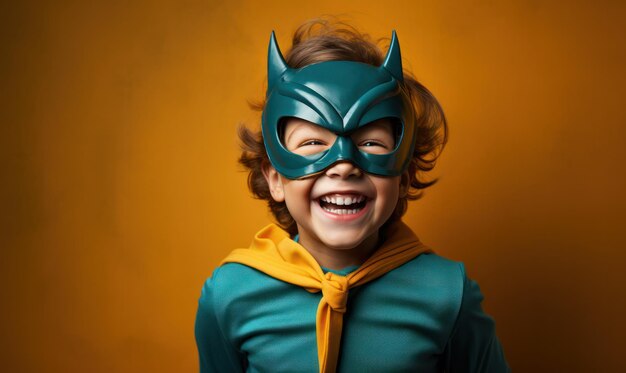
[221,222,431,373]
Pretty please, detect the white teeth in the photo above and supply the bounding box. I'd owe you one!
[320,194,367,207]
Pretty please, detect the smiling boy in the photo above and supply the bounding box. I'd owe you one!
[266,117,402,269]
[195,20,510,373]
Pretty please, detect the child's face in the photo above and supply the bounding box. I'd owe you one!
[264,118,405,258]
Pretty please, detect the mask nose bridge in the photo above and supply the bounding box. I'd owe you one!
[327,134,359,168]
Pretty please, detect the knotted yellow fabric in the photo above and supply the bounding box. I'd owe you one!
[221,222,431,373]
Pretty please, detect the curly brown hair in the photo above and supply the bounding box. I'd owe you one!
[239,19,448,235]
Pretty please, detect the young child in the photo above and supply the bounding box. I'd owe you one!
[195,20,510,373]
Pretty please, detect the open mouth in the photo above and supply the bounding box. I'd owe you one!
[317,194,368,215]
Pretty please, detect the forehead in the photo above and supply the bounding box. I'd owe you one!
[282,61,392,117]
[284,116,394,127]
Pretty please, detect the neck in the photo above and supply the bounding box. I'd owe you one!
[296,229,382,271]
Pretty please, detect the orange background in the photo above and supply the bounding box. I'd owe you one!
[2,1,625,372]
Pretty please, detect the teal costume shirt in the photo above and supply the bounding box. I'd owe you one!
[195,249,510,372]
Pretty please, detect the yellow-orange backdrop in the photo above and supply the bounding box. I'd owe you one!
[2,1,625,372]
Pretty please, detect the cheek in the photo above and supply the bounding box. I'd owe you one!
[282,182,315,212]
[375,179,401,215]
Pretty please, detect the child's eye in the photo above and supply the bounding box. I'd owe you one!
[300,139,326,147]
[289,139,330,156]
[359,140,388,148]
[357,139,393,155]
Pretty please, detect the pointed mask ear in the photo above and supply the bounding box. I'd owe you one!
[262,163,285,202]
[382,30,404,82]
[267,31,289,92]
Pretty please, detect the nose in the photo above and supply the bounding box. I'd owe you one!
[324,161,362,179]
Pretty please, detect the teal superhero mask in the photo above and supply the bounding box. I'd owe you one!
[262,31,415,179]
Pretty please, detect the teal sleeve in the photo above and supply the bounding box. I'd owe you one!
[444,263,511,372]
[194,273,246,373]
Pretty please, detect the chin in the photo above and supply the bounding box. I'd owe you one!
[320,234,366,251]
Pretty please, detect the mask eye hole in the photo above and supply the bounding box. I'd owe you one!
[351,118,398,155]
[280,117,337,156]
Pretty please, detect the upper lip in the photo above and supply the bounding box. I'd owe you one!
[314,190,372,200]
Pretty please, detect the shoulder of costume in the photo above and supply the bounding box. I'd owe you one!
[210,261,279,289]
[396,251,464,285]
[409,251,462,270]
[206,262,292,314]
